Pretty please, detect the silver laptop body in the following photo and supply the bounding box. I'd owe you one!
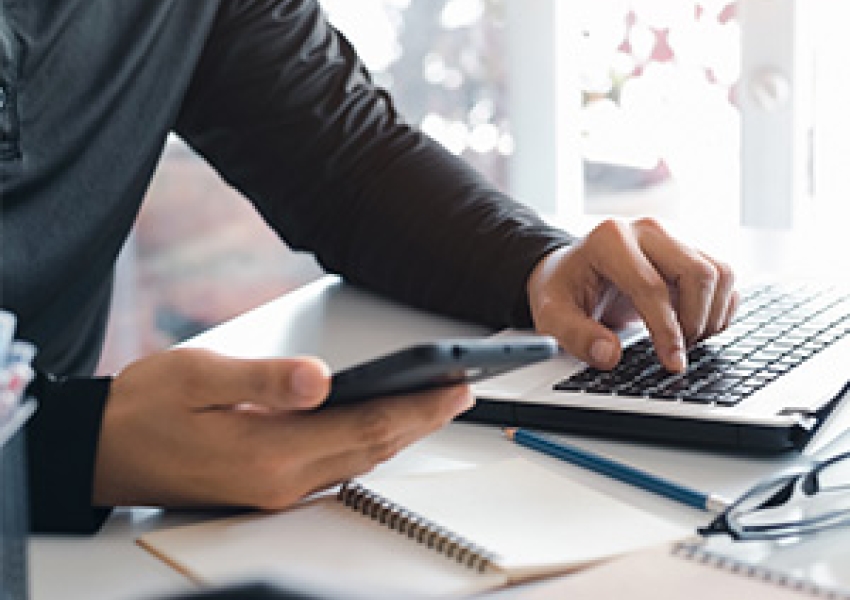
[469,281,850,452]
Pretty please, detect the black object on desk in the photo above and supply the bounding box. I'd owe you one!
[159,581,389,600]
[1,401,35,600]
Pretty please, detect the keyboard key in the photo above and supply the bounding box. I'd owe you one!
[699,379,740,393]
[714,394,746,407]
[584,382,617,394]
[651,390,683,400]
[655,377,688,392]
[617,384,651,397]
[553,380,586,392]
[680,392,717,404]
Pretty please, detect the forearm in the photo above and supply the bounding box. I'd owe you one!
[175,0,573,329]
[313,136,574,328]
[25,373,113,534]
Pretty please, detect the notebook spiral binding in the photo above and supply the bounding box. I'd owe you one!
[338,481,497,573]
[673,541,850,600]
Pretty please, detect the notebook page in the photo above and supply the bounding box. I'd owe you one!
[139,496,507,598]
[365,457,691,581]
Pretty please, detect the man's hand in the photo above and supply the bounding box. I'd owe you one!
[92,348,473,509]
[527,218,738,373]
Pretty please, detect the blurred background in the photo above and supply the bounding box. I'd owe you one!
[97,0,850,374]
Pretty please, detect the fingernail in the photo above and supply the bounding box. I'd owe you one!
[291,364,327,397]
[669,349,688,373]
[590,339,614,365]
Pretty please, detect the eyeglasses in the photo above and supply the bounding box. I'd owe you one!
[701,450,850,541]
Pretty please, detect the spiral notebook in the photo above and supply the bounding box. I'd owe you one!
[508,542,829,600]
[138,458,689,597]
[671,529,850,599]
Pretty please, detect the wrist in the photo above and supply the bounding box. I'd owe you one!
[523,245,573,324]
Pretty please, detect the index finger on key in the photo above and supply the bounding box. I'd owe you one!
[586,222,687,372]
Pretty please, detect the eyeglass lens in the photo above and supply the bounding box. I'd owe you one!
[814,452,850,492]
[729,453,850,538]
[730,474,801,529]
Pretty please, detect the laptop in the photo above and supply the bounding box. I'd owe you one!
[465,281,850,452]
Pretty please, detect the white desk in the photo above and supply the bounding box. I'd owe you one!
[29,274,850,600]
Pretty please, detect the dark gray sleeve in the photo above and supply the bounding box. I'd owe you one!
[25,373,112,534]
[174,0,573,329]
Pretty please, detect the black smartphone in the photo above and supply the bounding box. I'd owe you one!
[324,336,559,407]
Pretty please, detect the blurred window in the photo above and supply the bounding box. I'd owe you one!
[575,1,741,224]
[322,0,513,189]
[811,5,850,228]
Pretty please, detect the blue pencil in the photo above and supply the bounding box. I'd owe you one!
[504,428,729,513]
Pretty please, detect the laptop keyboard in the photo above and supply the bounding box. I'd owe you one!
[553,283,850,407]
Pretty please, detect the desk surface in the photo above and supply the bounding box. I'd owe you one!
[30,274,850,600]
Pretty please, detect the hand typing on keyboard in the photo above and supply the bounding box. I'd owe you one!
[525,218,738,373]
[553,283,850,406]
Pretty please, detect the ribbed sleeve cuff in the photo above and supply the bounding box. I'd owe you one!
[25,373,113,534]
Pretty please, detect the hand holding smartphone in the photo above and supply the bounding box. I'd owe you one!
[323,336,559,408]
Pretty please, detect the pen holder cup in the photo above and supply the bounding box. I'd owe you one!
[0,402,34,600]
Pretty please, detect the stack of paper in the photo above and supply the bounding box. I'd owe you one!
[0,310,35,434]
